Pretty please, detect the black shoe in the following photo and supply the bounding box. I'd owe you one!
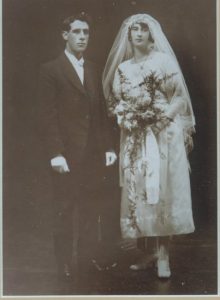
[57,263,72,281]
[91,258,118,271]
[91,259,104,271]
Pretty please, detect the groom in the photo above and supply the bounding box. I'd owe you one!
[38,12,117,281]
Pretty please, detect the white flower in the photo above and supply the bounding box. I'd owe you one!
[114,101,127,114]
[128,86,141,98]
[116,114,123,126]
[124,120,132,130]
[126,112,134,120]
[132,120,138,128]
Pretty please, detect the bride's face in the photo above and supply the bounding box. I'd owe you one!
[129,22,150,50]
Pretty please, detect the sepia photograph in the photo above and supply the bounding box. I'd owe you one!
[2,0,218,296]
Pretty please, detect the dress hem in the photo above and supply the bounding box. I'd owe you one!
[122,228,195,239]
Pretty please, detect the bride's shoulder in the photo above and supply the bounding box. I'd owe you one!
[153,51,177,69]
[117,59,132,71]
[155,51,179,72]
[153,51,171,61]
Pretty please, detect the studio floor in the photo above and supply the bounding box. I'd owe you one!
[3,219,217,296]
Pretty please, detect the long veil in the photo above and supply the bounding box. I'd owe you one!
[102,14,195,131]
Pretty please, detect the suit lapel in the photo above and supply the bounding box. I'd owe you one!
[59,53,87,95]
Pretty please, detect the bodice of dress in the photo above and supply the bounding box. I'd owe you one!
[111,51,187,120]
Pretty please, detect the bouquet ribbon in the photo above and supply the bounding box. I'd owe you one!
[143,128,160,204]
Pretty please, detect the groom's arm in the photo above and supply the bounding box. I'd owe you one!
[93,64,119,156]
[38,63,65,161]
[100,96,118,166]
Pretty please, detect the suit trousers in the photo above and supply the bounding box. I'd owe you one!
[51,140,119,270]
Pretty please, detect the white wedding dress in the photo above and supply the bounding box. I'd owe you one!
[111,51,195,239]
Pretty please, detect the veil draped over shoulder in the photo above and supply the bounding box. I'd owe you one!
[102,14,195,131]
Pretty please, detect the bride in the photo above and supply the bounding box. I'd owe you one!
[102,14,195,278]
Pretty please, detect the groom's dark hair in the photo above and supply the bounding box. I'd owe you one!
[62,12,92,32]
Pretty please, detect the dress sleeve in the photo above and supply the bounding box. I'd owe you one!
[162,56,188,120]
[107,68,122,116]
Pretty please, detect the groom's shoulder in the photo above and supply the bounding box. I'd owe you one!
[38,54,68,78]
[40,54,63,70]
[85,59,102,76]
[85,58,98,70]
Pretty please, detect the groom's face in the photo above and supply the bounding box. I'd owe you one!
[62,20,89,57]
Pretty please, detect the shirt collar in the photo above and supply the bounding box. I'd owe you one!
[64,49,84,67]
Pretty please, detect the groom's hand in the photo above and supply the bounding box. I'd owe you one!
[105,151,117,166]
[51,155,70,173]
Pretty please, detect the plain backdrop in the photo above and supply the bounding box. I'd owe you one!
[3,0,217,252]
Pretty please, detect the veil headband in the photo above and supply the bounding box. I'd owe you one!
[102,14,195,129]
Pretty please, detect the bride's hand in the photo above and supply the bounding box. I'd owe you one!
[152,117,171,135]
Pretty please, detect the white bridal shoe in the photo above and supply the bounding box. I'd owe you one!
[129,254,157,271]
[157,258,171,278]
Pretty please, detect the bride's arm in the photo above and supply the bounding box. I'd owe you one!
[164,75,187,120]
[107,68,122,116]
[164,62,194,152]
[151,59,188,135]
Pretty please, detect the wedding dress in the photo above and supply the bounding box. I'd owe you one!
[111,51,195,239]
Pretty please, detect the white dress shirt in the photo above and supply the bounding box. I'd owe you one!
[64,49,84,84]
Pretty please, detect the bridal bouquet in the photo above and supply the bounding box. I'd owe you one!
[110,68,177,165]
[113,69,168,132]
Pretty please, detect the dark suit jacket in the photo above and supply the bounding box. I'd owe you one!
[38,53,113,169]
